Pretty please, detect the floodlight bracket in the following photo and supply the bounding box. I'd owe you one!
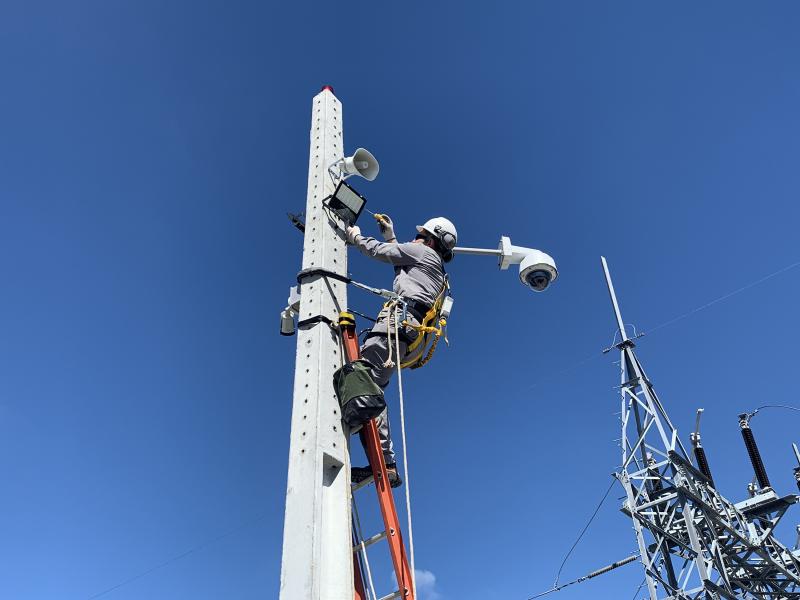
[328,159,353,181]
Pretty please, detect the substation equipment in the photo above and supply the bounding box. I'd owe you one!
[602,257,800,600]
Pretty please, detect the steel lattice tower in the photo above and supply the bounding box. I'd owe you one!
[602,257,800,600]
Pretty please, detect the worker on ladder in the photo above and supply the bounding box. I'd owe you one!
[344,215,457,487]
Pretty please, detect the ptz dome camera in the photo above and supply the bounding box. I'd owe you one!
[450,236,558,294]
[519,250,558,292]
[497,236,558,293]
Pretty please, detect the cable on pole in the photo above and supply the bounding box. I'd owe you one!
[297,267,399,301]
[348,309,378,323]
[86,512,268,599]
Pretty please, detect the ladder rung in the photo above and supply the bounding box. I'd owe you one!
[353,530,387,553]
[377,590,404,600]
[352,475,375,492]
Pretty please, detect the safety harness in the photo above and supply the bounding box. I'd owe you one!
[399,275,450,370]
[297,267,452,370]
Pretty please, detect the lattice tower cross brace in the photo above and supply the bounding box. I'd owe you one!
[280,88,353,599]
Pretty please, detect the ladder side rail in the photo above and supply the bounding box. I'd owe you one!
[340,319,370,600]
[362,420,415,598]
[353,546,368,600]
[340,315,415,600]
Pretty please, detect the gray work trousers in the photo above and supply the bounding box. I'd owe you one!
[359,307,424,465]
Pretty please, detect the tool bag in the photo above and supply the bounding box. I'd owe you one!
[333,359,386,428]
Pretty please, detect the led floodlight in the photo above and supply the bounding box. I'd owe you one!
[325,180,367,226]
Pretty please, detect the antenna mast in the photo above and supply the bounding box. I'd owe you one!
[602,257,800,600]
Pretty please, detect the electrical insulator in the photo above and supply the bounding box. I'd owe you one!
[693,445,715,488]
[739,414,771,491]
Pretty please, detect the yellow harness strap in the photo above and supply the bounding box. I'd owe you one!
[400,280,450,370]
[401,318,447,369]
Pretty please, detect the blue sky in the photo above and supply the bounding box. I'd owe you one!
[2,2,800,599]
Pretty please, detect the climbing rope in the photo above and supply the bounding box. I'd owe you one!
[383,301,398,370]
[390,302,417,599]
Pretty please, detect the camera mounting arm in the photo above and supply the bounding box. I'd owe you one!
[453,236,558,293]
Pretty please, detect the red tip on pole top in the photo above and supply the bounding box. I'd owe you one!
[321,85,335,93]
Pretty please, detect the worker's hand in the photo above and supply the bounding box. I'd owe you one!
[375,214,396,242]
[345,225,361,245]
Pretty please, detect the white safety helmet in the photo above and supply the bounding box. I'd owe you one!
[416,217,458,262]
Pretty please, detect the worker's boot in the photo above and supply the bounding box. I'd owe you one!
[385,463,402,488]
[350,464,402,488]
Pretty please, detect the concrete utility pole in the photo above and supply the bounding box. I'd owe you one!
[280,87,353,599]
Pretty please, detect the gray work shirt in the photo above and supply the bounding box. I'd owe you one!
[353,235,446,308]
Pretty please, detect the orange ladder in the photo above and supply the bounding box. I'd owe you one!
[339,313,415,600]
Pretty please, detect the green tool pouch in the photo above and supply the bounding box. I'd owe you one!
[333,359,386,428]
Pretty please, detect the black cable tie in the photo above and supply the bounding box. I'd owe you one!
[297,268,351,286]
[297,315,336,329]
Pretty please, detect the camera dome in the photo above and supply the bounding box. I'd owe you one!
[518,250,558,292]
[525,269,552,291]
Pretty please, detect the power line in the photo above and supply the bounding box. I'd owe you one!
[86,513,268,599]
[528,553,639,599]
[529,351,604,390]
[630,577,646,600]
[531,257,800,391]
[747,404,800,419]
[552,477,617,588]
[646,258,800,335]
